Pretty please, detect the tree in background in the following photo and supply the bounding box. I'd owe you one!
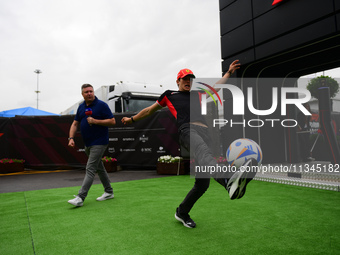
[307,75,339,99]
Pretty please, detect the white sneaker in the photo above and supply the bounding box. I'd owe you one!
[226,159,257,200]
[96,192,114,201]
[68,195,83,207]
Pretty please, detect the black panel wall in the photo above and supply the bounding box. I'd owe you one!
[219,0,340,164]
[220,0,340,74]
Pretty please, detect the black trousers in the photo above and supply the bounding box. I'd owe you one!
[177,124,229,215]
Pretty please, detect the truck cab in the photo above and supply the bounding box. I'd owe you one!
[61,82,166,115]
[107,81,165,113]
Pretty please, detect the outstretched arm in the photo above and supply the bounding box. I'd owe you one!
[121,102,163,125]
[215,59,241,86]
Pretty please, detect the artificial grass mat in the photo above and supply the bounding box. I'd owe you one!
[0,176,339,255]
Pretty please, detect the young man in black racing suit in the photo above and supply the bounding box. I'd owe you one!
[122,60,257,228]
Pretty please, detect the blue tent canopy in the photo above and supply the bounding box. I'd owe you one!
[0,107,59,117]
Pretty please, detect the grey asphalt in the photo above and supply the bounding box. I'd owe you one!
[2,161,339,194]
[0,169,171,193]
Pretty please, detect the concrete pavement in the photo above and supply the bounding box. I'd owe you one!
[0,169,170,193]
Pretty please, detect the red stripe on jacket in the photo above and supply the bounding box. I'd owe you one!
[157,96,177,119]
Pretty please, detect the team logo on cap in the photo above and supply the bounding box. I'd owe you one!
[177,68,194,79]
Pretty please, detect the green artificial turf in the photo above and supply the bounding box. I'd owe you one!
[0,176,339,255]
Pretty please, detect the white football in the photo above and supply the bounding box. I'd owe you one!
[226,138,263,168]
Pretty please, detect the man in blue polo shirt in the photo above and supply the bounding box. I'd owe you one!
[68,84,116,207]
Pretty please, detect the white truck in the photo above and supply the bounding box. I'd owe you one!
[61,81,167,115]
[106,81,166,113]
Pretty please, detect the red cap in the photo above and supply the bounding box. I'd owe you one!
[177,69,195,80]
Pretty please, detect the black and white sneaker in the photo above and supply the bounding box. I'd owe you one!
[175,208,196,228]
[68,195,84,207]
[96,192,114,201]
[226,159,257,200]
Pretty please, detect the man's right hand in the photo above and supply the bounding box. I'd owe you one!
[68,139,75,148]
[121,117,132,125]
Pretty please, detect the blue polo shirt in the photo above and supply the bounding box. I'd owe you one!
[75,97,114,147]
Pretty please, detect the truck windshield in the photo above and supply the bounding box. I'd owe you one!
[123,97,158,112]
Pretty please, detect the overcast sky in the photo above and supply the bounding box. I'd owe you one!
[0,0,222,114]
[1,0,339,115]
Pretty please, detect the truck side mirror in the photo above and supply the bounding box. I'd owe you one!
[122,92,132,104]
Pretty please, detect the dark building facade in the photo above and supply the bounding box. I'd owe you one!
[219,0,340,163]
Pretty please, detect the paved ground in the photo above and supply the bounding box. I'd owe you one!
[1,161,339,194]
[0,169,171,193]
